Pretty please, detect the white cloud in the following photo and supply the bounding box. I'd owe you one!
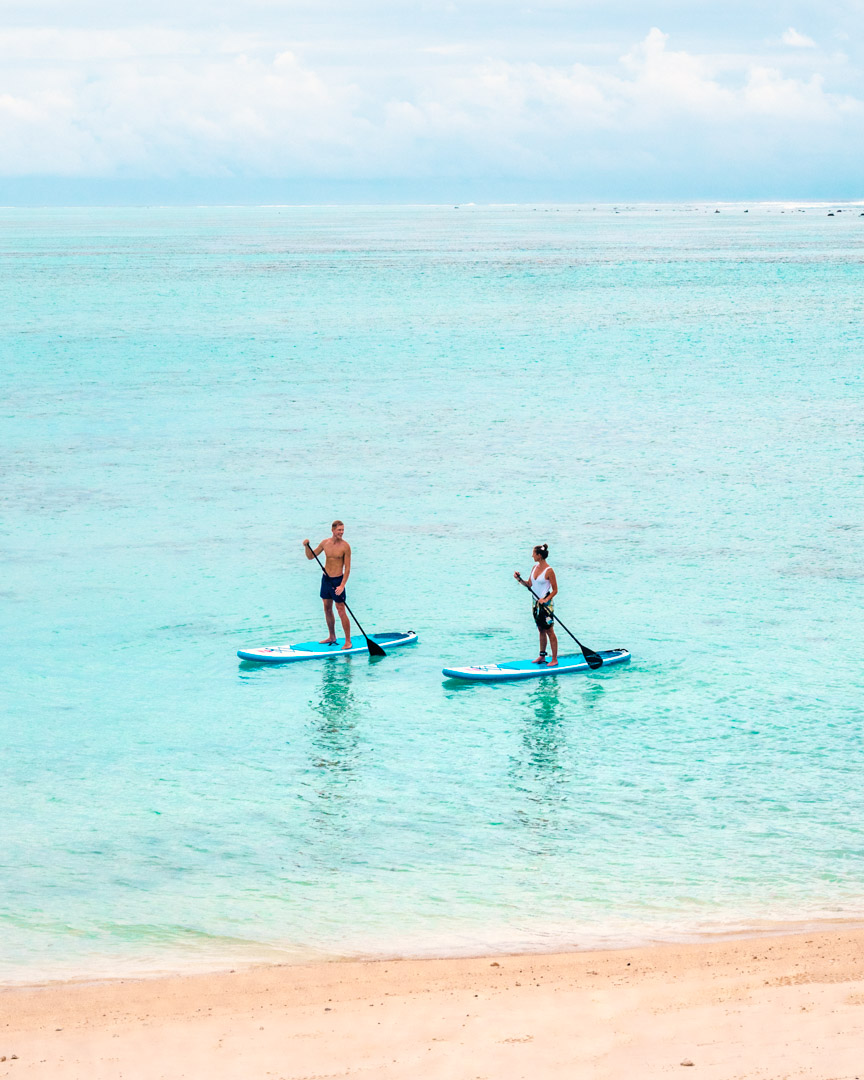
[0,26,860,180]
[396,29,859,155]
[0,32,363,176]
[781,28,817,48]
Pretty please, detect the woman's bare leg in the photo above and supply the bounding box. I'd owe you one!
[546,626,558,666]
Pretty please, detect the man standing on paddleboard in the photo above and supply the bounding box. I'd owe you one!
[514,543,558,666]
[303,521,352,649]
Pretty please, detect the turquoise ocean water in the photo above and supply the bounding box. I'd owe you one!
[1,204,862,984]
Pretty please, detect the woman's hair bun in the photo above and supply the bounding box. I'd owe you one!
[535,543,549,558]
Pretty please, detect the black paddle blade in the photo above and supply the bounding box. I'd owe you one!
[365,636,387,658]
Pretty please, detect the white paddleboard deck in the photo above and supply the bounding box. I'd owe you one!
[442,648,630,682]
[238,631,418,664]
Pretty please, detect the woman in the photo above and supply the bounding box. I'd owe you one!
[514,544,558,666]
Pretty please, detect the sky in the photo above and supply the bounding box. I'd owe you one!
[0,0,863,200]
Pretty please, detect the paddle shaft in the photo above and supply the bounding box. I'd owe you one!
[517,576,603,669]
[305,543,386,657]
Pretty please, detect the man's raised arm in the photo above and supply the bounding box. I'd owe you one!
[303,539,325,559]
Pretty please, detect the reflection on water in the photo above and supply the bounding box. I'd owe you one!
[530,677,562,727]
[308,659,361,812]
[510,679,571,841]
[441,677,479,694]
[312,657,356,725]
[581,682,606,710]
[522,679,565,775]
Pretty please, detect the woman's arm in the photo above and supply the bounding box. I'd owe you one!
[542,568,558,603]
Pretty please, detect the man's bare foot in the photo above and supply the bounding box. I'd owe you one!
[319,638,338,645]
[547,659,558,667]
[533,656,547,664]
[341,641,353,650]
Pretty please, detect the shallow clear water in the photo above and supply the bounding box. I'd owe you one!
[1,204,862,983]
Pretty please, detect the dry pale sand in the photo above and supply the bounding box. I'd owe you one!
[2,929,864,1079]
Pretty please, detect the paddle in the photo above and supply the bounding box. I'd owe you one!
[515,575,604,669]
[305,542,386,657]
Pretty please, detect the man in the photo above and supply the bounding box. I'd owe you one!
[303,520,352,649]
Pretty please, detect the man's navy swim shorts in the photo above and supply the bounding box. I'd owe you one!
[320,574,347,604]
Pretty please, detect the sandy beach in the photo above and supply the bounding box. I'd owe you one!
[3,928,864,1079]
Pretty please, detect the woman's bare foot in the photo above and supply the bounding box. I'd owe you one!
[341,640,353,650]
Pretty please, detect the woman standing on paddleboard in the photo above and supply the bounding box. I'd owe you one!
[514,544,558,666]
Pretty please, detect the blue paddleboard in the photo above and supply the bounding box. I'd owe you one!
[238,631,418,664]
[442,648,630,682]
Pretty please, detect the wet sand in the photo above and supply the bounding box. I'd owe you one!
[3,928,864,1079]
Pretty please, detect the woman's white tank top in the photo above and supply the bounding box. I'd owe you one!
[530,565,552,600]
